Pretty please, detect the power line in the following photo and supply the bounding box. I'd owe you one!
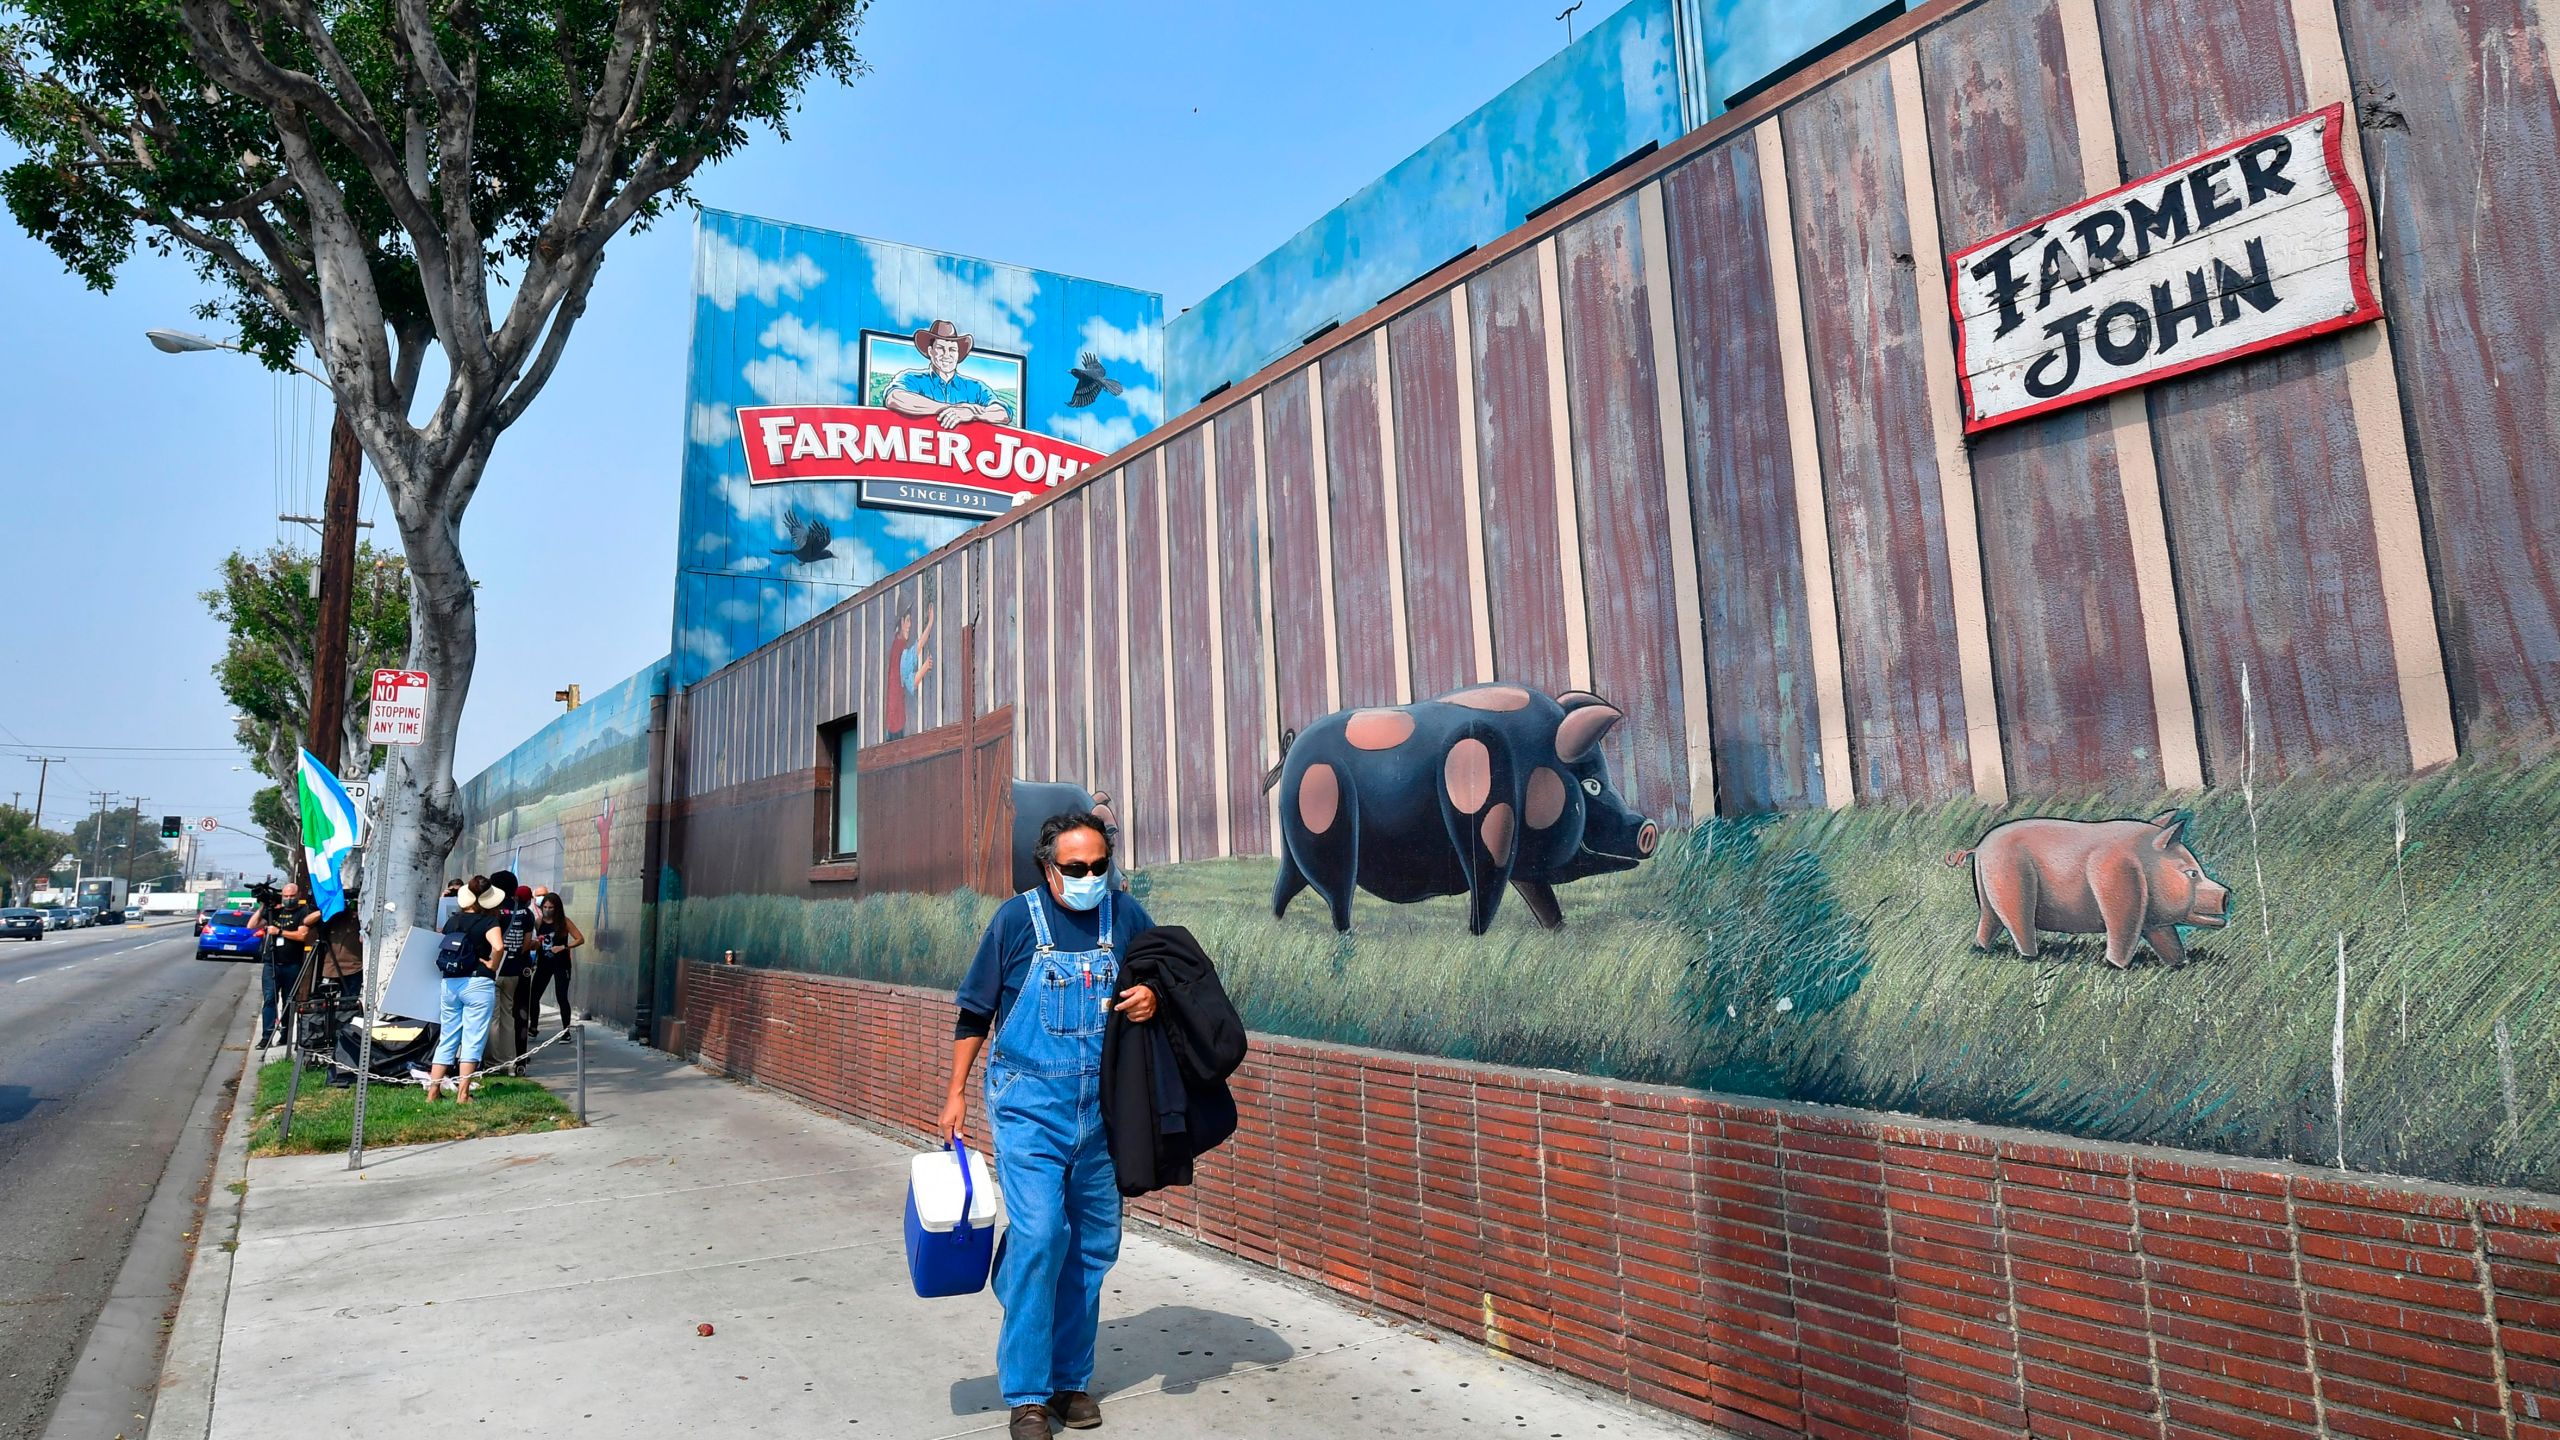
[0,744,241,755]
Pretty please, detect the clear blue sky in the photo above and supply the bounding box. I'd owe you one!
[0,1,1608,880]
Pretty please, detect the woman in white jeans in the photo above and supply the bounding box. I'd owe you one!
[424,878,507,1103]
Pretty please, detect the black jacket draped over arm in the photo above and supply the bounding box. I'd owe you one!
[1101,924,1246,1197]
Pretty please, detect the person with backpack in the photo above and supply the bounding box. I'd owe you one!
[423,876,506,1103]
[487,872,537,1064]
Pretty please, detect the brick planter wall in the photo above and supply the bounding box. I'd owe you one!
[681,961,2560,1440]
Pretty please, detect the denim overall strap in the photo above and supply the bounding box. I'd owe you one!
[988,890,1120,1081]
[1025,884,1056,952]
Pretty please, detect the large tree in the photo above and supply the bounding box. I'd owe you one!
[1,0,869,925]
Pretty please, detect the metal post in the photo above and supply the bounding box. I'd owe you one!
[574,1022,587,1124]
[347,900,385,1169]
[279,1035,305,1143]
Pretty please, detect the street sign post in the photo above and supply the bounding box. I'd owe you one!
[366,669,430,746]
[198,816,218,832]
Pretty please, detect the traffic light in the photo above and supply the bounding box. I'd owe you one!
[160,815,181,839]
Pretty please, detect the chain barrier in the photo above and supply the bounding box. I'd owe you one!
[273,1019,580,1082]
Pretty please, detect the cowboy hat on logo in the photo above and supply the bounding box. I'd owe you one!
[912,319,973,361]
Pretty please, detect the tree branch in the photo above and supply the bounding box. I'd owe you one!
[491,246,605,430]
[173,0,461,341]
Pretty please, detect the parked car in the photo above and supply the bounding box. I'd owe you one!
[0,908,42,941]
[195,909,264,961]
[45,908,77,931]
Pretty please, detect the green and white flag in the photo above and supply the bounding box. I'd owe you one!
[296,748,362,920]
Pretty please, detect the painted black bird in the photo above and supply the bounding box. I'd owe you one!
[772,506,835,564]
[1066,352,1125,409]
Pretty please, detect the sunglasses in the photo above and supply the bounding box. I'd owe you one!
[1049,859,1110,879]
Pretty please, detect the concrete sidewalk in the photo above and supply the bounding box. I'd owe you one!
[203,1030,1700,1439]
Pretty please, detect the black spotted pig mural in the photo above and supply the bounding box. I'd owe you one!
[1269,684,1659,934]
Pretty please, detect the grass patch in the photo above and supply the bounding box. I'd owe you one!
[247,1059,578,1156]
[658,756,2560,1191]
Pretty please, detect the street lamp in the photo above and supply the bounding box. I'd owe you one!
[149,327,361,777]
[145,328,328,385]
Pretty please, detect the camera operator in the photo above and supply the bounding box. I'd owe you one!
[257,879,319,1051]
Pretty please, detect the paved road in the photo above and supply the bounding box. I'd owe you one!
[0,921,251,1440]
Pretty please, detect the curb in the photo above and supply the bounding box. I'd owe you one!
[143,983,263,1440]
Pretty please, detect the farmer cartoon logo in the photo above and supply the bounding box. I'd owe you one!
[737,316,1104,524]
[879,319,1014,429]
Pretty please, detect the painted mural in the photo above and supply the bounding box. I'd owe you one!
[673,211,1164,684]
[1161,0,1691,409]
[453,659,665,1033]
[457,0,2560,1210]
[1270,686,1658,933]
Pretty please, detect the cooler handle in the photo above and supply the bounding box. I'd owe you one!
[952,1134,975,1236]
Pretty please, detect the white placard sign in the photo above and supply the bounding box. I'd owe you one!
[367,668,430,746]
[1949,102,2380,434]
[381,925,447,1024]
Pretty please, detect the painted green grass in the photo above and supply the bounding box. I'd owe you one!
[660,757,2560,1191]
[248,1059,578,1156]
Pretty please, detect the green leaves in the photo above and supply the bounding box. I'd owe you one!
[202,541,412,785]
[0,805,76,905]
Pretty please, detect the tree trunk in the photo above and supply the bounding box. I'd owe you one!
[375,442,484,940]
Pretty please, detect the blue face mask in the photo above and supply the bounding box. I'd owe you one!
[1056,872,1108,912]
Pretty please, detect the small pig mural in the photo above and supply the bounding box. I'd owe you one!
[1269,684,1660,934]
[1947,811,2231,968]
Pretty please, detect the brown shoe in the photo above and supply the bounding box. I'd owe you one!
[1049,1391,1101,1429]
[1009,1403,1053,1439]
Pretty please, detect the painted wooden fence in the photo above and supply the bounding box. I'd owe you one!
[661,0,2558,882]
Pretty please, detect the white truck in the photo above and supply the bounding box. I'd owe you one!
[139,891,201,917]
[77,877,128,916]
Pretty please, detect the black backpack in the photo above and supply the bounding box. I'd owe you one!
[435,924,482,978]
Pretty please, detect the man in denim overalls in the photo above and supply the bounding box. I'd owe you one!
[944,811,1157,1439]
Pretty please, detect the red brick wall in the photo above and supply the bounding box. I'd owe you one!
[681,961,2560,1439]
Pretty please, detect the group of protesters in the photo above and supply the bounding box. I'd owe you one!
[422,869,583,1102]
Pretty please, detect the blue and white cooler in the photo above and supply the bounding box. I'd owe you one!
[904,1138,1003,1298]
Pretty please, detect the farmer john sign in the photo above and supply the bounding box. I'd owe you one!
[1950,102,2380,433]
[736,319,1108,520]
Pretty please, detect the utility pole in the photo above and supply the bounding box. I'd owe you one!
[86,791,112,877]
[307,409,362,775]
[23,756,62,827]
[122,796,147,890]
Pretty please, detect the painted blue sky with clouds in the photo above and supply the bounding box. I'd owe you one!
[671,211,1163,683]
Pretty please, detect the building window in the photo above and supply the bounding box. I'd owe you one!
[822,715,859,860]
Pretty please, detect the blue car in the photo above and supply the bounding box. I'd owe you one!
[195,909,264,962]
